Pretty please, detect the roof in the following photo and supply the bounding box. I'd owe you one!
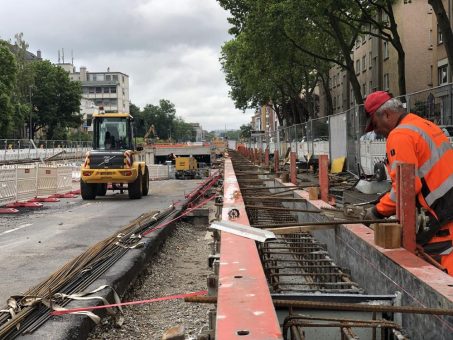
[93,112,132,119]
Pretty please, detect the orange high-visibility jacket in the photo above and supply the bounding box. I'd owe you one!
[376,113,453,233]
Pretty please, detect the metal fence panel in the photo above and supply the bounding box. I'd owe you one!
[37,165,58,196]
[56,166,72,194]
[329,113,347,161]
[0,166,17,205]
[16,165,37,202]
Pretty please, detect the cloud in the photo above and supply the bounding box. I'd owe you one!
[0,0,252,130]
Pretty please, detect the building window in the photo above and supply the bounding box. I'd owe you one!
[96,74,105,81]
[362,56,366,72]
[96,87,102,93]
[438,64,448,85]
[105,75,111,81]
[384,73,390,90]
[103,87,110,94]
[369,52,372,69]
[356,59,360,74]
[383,41,389,59]
[369,81,373,94]
[362,83,366,96]
[89,87,95,94]
[438,26,443,44]
[112,75,118,81]
[110,87,117,94]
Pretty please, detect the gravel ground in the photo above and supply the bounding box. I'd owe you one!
[88,216,213,340]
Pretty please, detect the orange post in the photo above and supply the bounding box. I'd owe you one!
[319,155,329,203]
[290,152,297,184]
[397,163,416,253]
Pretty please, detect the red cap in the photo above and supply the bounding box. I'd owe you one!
[364,91,392,132]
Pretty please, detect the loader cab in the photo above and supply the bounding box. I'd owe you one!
[92,114,134,151]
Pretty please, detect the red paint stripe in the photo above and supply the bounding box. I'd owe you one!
[50,290,207,316]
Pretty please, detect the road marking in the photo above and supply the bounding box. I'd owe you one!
[0,223,32,236]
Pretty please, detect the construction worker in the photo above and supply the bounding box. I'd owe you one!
[363,91,453,275]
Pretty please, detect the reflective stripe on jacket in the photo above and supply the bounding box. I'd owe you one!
[376,114,453,230]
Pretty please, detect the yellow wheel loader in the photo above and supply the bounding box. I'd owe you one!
[80,112,149,200]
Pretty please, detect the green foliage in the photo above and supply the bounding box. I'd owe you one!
[67,129,91,141]
[0,41,18,137]
[31,60,82,139]
[131,100,197,142]
[239,123,252,139]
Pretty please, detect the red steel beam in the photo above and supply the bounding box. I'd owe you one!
[274,150,279,175]
[396,163,417,253]
[319,155,329,203]
[290,151,297,185]
[217,158,282,340]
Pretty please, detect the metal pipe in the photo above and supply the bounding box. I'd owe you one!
[252,219,398,228]
[185,296,453,316]
[245,205,320,213]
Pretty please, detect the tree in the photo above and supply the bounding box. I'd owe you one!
[341,1,406,97]
[130,103,144,136]
[220,2,328,125]
[239,123,252,139]
[30,60,82,139]
[9,33,35,137]
[140,99,176,140]
[0,41,17,137]
[172,118,195,142]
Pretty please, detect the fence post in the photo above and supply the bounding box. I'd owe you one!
[290,152,297,185]
[396,163,416,254]
[319,155,329,203]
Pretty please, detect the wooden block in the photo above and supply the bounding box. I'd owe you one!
[373,223,402,249]
[308,187,319,200]
[280,172,290,183]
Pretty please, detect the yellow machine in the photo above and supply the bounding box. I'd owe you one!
[80,112,149,200]
[175,156,198,179]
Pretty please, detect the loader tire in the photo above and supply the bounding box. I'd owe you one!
[128,170,143,199]
[142,166,149,196]
[97,183,108,196]
[81,180,97,200]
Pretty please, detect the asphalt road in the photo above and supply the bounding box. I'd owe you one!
[0,179,200,304]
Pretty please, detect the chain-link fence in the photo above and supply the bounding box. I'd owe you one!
[246,83,453,176]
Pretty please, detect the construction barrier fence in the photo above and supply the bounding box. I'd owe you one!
[246,83,453,176]
[0,164,74,206]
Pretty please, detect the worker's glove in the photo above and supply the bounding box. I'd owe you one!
[363,206,385,223]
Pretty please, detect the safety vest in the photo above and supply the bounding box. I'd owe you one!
[376,113,453,244]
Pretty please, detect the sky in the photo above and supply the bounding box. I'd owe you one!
[0,0,252,131]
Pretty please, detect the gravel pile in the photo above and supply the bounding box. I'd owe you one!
[88,218,213,340]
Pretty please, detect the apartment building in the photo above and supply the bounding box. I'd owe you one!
[321,0,435,114]
[58,64,130,119]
